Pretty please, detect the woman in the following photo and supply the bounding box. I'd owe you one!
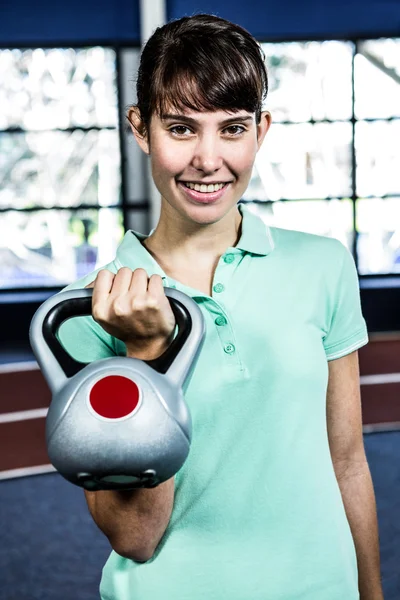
[59,13,370,600]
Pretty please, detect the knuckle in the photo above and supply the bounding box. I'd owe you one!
[146,297,160,310]
[131,298,147,311]
[113,300,127,317]
[92,304,105,323]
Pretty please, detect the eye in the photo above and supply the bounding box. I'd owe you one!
[224,125,246,136]
[169,125,192,136]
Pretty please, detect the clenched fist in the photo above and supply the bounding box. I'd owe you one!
[85,267,176,359]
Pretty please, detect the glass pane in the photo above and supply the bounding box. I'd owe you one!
[355,39,400,119]
[0,129,121,209]
[0,208,124,289]
[0,47,118,130]
[119,48,147,204]
[244,199,354,250]
[355,121,400,197]
[247,122,352,201]
[356,198,400,275]
[262,41,353,122]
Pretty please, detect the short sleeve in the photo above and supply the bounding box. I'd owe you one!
[323,243,369,361]
[58,314,118,363]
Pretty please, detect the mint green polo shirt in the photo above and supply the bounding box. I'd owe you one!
[59,202,368,600]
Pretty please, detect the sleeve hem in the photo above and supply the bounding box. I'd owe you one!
[325,332,369,361]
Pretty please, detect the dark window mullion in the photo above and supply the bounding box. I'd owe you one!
[115,47,129,233]
[0,202,148,214]
[0,126,117,134]
[263,115,400,127]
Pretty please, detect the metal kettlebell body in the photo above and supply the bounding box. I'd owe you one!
[29,287,206,491]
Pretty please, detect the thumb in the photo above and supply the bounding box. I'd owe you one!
[84,280,95,289]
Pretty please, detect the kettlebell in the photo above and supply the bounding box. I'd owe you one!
[29,287,206,491]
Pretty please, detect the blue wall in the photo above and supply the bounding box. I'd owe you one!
[168,0,400,40]
[0,0,399,45]
[0,0,141,45]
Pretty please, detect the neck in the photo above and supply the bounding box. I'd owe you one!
[143,201,243,265]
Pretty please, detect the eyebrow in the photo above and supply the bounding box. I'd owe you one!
[160,113,253,126]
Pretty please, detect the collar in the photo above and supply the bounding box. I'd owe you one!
[114,202,275,286]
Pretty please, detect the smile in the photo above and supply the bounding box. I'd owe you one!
[178,181,230,204]
[181,182,228,193]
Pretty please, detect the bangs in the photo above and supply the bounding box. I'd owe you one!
[151,39,265,119]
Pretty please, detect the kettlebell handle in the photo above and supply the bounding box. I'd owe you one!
[42,289,191,378]
[30,287,206,394]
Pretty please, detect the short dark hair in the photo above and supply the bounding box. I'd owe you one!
[131,13,268,137]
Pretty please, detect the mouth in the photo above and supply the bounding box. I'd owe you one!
[180,181,230,193]
[177,181,231,204]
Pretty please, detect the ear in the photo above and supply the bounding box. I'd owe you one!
[256,111,272,151]
[127,106,150,155]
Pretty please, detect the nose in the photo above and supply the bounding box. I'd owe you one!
[191,134,223,174]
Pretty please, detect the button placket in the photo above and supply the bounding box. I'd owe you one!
[210,307,238,363]
[204,301,247,376]
[211,252,237,297]
[207,251,247,373]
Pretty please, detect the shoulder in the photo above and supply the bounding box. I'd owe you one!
[269,225,346,267]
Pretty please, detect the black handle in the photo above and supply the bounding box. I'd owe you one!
[42,290,192,378]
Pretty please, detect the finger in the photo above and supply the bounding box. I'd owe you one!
[92,270,115,308]
[128,268,151,296]
[146,275,171,311]
[147,274,166,299]
[110,267,134,297]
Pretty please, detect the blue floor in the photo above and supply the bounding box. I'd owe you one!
[1,431,400,600]
[0,345,36,365]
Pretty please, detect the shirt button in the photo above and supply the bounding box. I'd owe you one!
[213,283,225,293]
[215,316,227,326]
[224,343,235,354]
[224,254,235,264]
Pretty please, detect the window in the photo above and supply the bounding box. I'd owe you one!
[1,39,399,290]
[0,47,124,289]
[243,38,400,276]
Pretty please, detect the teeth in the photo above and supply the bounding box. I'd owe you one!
[184,182,226,193]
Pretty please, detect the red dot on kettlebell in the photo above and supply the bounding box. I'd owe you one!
[89,376,140,419]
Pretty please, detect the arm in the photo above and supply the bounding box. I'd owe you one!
[84,478,174,562]
[327,351,384,600]
[334,462,383,600]
[84,341,175,563]
[78,269,178,562]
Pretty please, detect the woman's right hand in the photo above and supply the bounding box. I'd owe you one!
[85,267,176,358]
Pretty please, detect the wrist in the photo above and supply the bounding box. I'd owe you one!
[125,336,171,360]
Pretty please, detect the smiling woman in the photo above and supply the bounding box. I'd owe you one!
[55,12,375,600]
[124,13,271,255]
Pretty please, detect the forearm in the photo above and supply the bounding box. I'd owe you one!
[334,461,384,600]
[85,477,175,562]
[84,338,176,562]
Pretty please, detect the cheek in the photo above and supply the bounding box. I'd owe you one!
[231,139,258,173]
[150,136,187,179]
